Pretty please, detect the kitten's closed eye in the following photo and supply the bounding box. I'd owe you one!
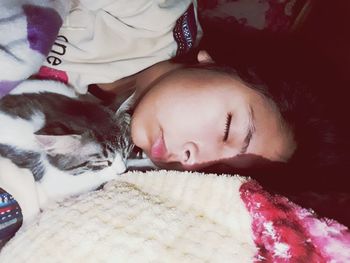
[45,138,120,175]
[33,112,127,175]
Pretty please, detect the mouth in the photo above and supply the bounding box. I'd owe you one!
[150,130,168,161]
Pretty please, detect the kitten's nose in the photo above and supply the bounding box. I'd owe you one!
[181,142,198,165]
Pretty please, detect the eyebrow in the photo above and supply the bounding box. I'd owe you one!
[240,106,255,154]
[223,113,232,141]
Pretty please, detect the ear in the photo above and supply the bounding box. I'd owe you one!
[35,122,74,136]
[197,50,214,64]
[35,134,83,156]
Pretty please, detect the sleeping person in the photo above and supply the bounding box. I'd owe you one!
[130,58,349,180]
[126,51,350,229]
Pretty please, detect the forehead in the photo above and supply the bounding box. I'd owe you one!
[168,67,233,84]
[151,67,241,96]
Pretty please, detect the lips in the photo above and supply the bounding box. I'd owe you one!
[150,131,167,161]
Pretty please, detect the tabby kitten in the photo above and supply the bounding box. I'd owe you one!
[0,80,133,217]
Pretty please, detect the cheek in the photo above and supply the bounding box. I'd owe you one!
[162,101,221,145]
[130,112,151,150]
[157,102,191,133]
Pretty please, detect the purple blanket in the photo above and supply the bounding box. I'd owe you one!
[0,0,68,98]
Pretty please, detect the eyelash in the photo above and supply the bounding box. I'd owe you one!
[223,113,232,142]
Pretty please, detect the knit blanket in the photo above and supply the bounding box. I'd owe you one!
[1,170,349,263]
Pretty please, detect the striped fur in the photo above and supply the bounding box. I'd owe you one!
[0,80,131,224]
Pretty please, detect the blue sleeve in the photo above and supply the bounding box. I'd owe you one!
[0,188,23,249]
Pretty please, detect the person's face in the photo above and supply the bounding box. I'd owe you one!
[131,67,296,171]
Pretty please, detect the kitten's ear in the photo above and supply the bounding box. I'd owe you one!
[35,134,83,156]
[35,122,74,136]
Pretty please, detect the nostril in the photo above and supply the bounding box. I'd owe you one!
[182,142,197,165]
[184,150,191,162]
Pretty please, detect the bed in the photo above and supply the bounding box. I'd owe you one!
[1,170,349,262]
[1,1,349,261]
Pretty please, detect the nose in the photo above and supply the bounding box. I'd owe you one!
[181,142,198,165]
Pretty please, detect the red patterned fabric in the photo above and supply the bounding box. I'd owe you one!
[240,181,350,262]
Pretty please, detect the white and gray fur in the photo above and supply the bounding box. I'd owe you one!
[0,80,133,212]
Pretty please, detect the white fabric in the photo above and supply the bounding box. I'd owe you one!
[43,0,201,93]
[0,170,257,263]
[0,0,68,82]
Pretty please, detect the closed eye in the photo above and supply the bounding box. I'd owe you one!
[223,113,232,142]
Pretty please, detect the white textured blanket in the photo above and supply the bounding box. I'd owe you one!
[1,170,350,263]
[1,171,256,262]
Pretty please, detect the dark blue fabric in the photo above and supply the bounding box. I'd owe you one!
[0,188,23,249]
